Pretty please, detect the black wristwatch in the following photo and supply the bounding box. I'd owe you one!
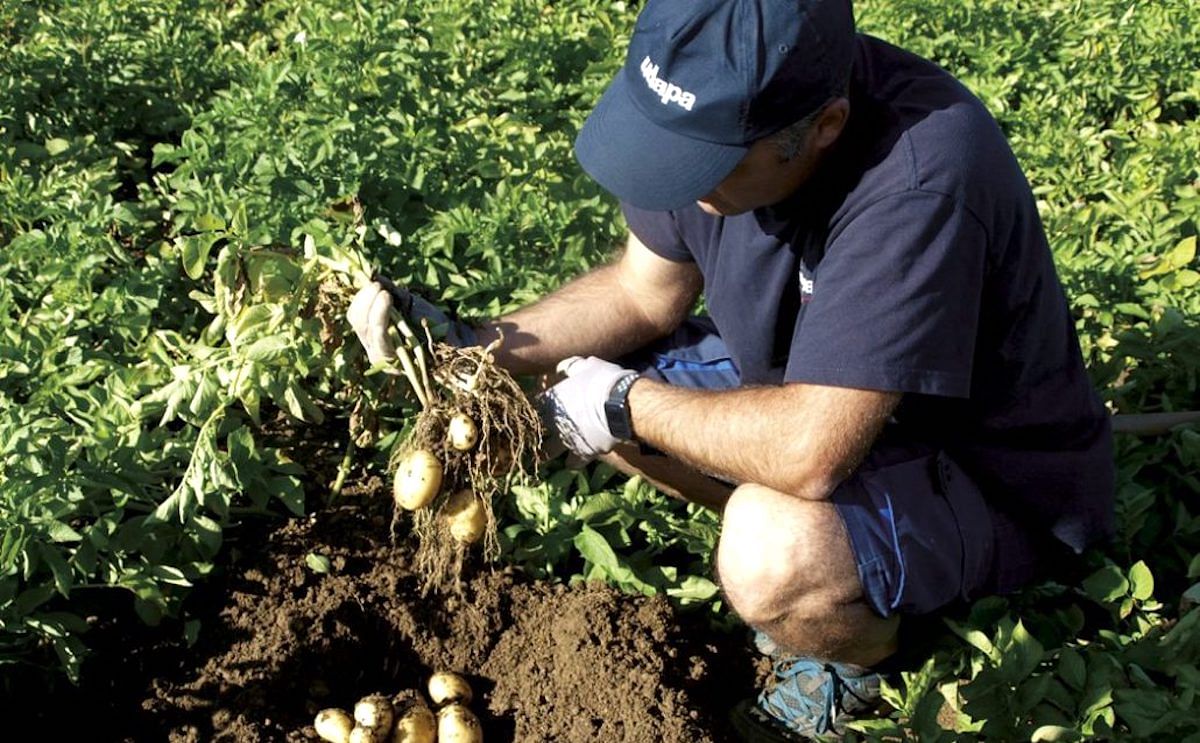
[604,373,639,442]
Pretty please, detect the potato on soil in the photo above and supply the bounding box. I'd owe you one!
[314,708,355,743]
[348,725,381,743]
[443,490,485,545]
[354,693,395,731]
[393,449,443,510]
[392,699,436,743]
[428,670,473,706]
[437,703,484,743]
[447,412,478,451]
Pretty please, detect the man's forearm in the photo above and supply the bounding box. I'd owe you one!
[474,263,670,375]
[627,379,899,500]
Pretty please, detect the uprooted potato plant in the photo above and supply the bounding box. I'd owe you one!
[379,306,543,594]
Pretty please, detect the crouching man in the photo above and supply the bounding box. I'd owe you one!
[350,0,1115,737]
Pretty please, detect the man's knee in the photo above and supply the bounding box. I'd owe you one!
[716,483,861,626]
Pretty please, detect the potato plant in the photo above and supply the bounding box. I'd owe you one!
[379,314,541,592]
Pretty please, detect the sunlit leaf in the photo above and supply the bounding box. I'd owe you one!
[1129,561,1154,601]
[305,553,332,574]
[1031,724,1081,742]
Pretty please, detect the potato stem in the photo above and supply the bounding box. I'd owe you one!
[388,324,429,408]
[384,312,432,410]
[414,343,435,405]
[329,438,356,504]
[414,318,437,401]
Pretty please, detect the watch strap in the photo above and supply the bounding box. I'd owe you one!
[604,373,639,442]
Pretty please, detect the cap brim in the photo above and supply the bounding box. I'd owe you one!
[574,75,748,212]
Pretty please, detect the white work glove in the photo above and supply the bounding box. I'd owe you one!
[540,356,638,460]
[346,278,476,367]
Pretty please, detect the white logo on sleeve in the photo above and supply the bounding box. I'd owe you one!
[640,56,696,111]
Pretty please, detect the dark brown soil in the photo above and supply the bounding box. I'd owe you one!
[13,482,763,742]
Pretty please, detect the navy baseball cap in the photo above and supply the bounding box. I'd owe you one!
[575,0,855,211]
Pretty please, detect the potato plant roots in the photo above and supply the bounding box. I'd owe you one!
[388,333,542,594]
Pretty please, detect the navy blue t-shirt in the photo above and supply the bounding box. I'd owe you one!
[622,35,1114,552]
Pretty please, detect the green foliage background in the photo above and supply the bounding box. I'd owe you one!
[1,0,1198,738]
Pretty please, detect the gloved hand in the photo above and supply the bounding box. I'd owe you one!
[346,278,476,367]
[540,356,638,460]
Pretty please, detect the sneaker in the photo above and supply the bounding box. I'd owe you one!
[730,656,883,741]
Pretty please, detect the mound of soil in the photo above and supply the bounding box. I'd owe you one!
[17,486,763,742]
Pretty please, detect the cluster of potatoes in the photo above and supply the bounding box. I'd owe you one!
[393,413,487,545]
[314,671,481,743]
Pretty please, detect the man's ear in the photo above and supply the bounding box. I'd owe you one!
[813,97,850,150]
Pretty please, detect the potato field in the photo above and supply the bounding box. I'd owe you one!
[2,0,1199,740]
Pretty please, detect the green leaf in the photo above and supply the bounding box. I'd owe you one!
[1058,648,1086,691]
[146,564,193,587]
[241,334,291,363]
[184,619,202,647]
[37,544,74,598]
[230,202,248,236]
[1170,235,1196,269]
[188,376,220,419]
[180,233,222,280]
[305,553,332,574]
[1129,561,1154,601]
[575,490,625,522]
[574,525,620,572]
[268,476,305,516]
[50,634,87,683]
[1031,725,1082,742]
[283,382,324,423]
[151,142,179,166]
[0,527,27,571]
[946,619,1000,662]
[195,213,226,232]
[245,252,302,300]
[1113,302,1152,320]
[47,522,83,543]
[968,596,1010,627]
[1015,672,1052,714]
[191,515,223,558]
[1119,596,1135,619]
[666,575,719,602]
[38,611,88,635]
[1079,685,1114,729]
[1006,620,1045,684]
[509,483,551,524]
[1158,607,1200,669]
[133,597,164,626]
[1114,688,1173,737]
[845,718,905,736]
[15,584,56,615]
[1138,236,1196,279]
[1082,565,1129,604]
[44,138,70,156]
[1164,269,1200,289]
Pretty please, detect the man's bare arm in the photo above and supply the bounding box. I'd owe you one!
[474,233,703,375]
[628,380,901,500]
